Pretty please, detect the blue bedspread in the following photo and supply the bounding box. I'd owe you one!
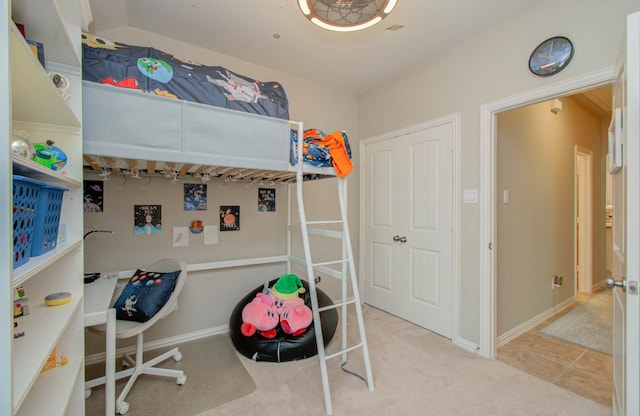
[81,33,289,120]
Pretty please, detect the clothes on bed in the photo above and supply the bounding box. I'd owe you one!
[290,129,353,178]
[81,33,289,120]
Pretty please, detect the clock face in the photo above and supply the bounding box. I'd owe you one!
[529,36,574,76]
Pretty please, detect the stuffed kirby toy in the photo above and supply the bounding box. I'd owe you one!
[240,295,279,339]
[280,297,313,336]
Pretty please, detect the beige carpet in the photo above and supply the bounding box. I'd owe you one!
[86,305,610,416]
[198,305,609,416]
[540,292,613,354]
[85,334,256,415]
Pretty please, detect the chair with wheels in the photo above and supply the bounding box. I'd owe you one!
[86,258,188,415]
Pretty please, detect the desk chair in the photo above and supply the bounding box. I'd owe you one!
[86,259,188,415]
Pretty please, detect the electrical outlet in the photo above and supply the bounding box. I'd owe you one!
[552,275,563,288]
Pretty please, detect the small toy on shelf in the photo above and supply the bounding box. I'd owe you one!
[40,348,57,373]
[10,130,35,160]
[49,72,71,101]
[13,320,25,339]
[45,292,71,306]
[13,286,29,318]
[32,139,67,171]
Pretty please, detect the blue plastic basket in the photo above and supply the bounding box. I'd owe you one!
[12,175,44,268]
[30,183,68,256]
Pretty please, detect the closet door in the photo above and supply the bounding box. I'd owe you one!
[362,120,454,338]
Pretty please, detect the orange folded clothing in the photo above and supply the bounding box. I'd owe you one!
[320,130,353,178]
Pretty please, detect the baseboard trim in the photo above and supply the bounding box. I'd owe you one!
[496,297,575,348]
[457,337,481,354]
[85,324,230,366]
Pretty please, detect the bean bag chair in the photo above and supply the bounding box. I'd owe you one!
[229,278,338,362]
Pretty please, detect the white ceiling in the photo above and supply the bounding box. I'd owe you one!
[87,0,544,94]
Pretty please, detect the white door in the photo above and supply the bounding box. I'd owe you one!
[362,120,454,338]
[575,147,593,293]
[608,11,640,416]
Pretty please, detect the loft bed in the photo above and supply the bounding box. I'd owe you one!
[80,34,369,415]
[81,34,352,182]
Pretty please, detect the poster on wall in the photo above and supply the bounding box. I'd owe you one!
[173,227,189,247]
[84,180,104,213]
[134,204,162,235]
[184,183,207,211]
[258,188,276,212]
[220,205,240,231]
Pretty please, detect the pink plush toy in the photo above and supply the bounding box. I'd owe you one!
[240,295,279,339]
[280,297,313,336]
[264,274,307,316]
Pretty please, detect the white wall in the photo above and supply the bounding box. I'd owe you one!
[357,0,639,345]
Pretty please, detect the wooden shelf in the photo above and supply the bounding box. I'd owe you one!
[12,240,82,287]
[15,357,83,416]
[12,296,82,411]
[4,1,87,414]
[12,154,82,188]
[10,25,80,128]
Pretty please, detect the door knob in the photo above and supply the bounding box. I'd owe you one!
[605,277,626,292]
[392,235,407,243]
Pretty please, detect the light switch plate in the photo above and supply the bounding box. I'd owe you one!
[463,189,478,204]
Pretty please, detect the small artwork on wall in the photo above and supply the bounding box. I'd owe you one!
[134,204,162,235]
[220,205,240,231]
[258,188,276,212]
[84,180,104,213]
[184,183,207,211]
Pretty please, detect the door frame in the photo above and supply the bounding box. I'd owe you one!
[575,146,594,293]
[359,113,462,347]
[478,67,617,358]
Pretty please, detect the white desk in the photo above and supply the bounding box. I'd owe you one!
[84,274,118,415]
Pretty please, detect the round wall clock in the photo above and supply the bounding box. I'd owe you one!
[528,36,574,76]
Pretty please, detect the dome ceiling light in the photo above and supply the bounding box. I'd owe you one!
[298,0,399,32]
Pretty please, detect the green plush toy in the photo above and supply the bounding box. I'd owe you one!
[270,274,306,301]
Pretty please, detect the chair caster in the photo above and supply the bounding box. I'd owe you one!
[85,389,92,399]
[173,351,183,362]
[116,400,130,415]
[177,375,187,385]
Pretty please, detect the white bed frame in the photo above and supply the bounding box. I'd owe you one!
[83,81,331,178]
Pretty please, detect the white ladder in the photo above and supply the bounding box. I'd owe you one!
[291,124,374,415]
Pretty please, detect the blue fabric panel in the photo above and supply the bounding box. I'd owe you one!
[82,34,289,119]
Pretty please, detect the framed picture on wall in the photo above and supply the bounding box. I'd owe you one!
[608,107,623,174]
[258,188,276,212]
[184,183,207,211]
[220,205,240,231]
[134,204,162,235]
[84,180,104,213]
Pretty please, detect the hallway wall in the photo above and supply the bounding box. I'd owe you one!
[496,95,607,336]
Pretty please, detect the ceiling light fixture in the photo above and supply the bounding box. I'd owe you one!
[298,0,398,32]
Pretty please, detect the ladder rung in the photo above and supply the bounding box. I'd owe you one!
[324,342,364,361]
[289,225,344,239]
[312,259,349,268]
[306,220,344,225]
[317,298,356,313]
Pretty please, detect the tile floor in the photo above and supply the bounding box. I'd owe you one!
[497,291,612,407]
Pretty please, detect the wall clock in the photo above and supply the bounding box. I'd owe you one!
[528,36,574,76]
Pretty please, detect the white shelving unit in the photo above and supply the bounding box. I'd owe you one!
[2,1,91,414]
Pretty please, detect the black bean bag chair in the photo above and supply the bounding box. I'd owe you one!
[229,278,338,362]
